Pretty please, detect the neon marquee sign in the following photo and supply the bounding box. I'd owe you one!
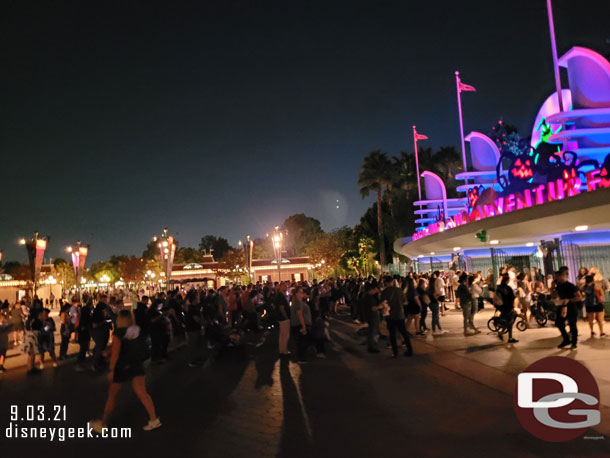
[412,167,610,241]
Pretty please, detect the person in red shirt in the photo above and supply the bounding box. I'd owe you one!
[240,285,252,310]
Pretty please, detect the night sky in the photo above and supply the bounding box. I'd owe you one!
[1,0,609,263]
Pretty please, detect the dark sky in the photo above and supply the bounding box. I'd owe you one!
[1,0,609,263]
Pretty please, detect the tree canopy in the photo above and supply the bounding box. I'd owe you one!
[199,235,231,259]
[282,213,323,256]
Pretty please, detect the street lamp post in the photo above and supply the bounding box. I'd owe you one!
[238,234,254,284]
[20,232,48,298]
[67,241,89,299]
[268,226,286,282]
[154,228,176,291]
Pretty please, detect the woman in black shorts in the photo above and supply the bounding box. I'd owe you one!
[404,277,424,336]
[90,310,161,433]
[584,275,606,338]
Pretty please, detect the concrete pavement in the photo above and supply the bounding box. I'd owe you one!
[0,307,609,457]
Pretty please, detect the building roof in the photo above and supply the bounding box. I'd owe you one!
[173,262,218,272]
[172,256,312,272]
[251,257,310,267]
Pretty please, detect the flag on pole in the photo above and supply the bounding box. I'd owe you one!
[415,131,428,141]
[458,81,476,92]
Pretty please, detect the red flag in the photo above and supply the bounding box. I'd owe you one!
[459,81,476,92]
[415,132,428,141]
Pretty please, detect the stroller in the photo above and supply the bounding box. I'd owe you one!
[530,294,557,326]
[206,321,247,360]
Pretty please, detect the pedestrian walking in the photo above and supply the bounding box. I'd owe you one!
[90,310,160,433]
[554,266,582,349]
[428,273,445,335]
[495,274,518,344]
[456,274,478,335]
[381,276,413,358]
[362,282,381,353]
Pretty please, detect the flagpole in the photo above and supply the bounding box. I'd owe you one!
[546,0,567,151]
[412,125,422,203]
[455,71,468,180]
[546,0,563,112]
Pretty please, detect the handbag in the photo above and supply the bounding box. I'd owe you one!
[422,294,431,306]
[596,288,605,305]
[493,293,503,307]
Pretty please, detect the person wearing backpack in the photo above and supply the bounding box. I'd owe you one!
[90,310,160,433]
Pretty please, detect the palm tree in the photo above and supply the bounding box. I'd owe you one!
[433,146,461,181]
[392,152,419,199]
[358,150,393,265]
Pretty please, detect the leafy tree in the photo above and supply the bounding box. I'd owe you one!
[355,204,388,261]
[0,262,31,280]
[1,261,22,277]
[281,214,323,256]
[356,236,376,276]
[432,146,462,182]
[88,261,120,283]
[356,146,463,264]
[142,241,160,260]
[252,237,274,259]
[174,247,202,264]
[305,232,343,276]
[216,248,246,281]
[118,256,146,283]
[108,255,129,268]
[53,258,76,289]
[199,235,231,259]
[487,120,528,157]
[305,227,360,277]
[358,150,393,264]
[392,152,419,200]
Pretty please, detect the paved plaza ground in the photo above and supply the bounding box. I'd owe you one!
[1,306,610,457]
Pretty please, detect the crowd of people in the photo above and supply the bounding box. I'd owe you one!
[0,263,607,431]
[348,263,608,352]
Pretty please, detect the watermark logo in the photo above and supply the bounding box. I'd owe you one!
[514,356,600,441]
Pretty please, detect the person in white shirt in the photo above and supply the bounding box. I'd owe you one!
[450,271,460,310]
[508,266,518,291]
[433,272,447,316]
